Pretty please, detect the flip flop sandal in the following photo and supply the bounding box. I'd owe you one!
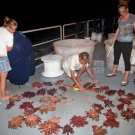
[106,73,116,77]
[121,81,129,86]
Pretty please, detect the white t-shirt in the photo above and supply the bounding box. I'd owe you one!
[0,27,13,56]
[63,53,88,70]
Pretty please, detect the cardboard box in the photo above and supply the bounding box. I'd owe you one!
[93,60,105,67]
[92,67,105,74]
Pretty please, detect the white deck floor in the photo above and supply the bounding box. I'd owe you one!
[0,39,135,135]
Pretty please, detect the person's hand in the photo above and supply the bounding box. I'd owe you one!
[78,86,85,91]
[93,79,98,84]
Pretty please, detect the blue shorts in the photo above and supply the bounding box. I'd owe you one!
[0,56,11,72]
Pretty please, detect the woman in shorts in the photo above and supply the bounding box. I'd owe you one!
[0,16,17,100]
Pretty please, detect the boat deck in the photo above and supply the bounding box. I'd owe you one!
[0,38,135,135]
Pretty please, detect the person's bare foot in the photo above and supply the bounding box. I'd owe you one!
[1,95,12,100]
[0,90,10,96]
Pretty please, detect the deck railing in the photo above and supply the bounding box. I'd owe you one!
[22,25,63,47]
[21,17,117,64]
[62,19,101,39]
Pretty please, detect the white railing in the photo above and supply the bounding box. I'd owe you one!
[21,17,117,63]
[22,25,62,47]
[62,21,85,39]
[22,25,62,61]
[87,19,100,36]
[62,19,101,39]
[63,18,117,39]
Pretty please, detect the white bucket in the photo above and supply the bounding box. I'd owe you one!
[91,32,97,40]
[104,39,135,74]
[91,31,103,42]
[97,33,103,42]
[53,39,96,66]
[41,54,64,77]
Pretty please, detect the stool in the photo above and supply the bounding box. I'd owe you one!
[41,54,64,77]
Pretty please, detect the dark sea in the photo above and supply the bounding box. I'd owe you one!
[0,0,124,31]
[0,0,134,31]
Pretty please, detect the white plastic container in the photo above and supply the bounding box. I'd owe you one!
[108,33,115,39]
[108,33,135,46]
[91,32,97,40]
[53,39,96,66]
[91,31,103,42]
[97,33,103,42]
[104,39,135,74]
[84,36,91,40]
[41,54,64,77]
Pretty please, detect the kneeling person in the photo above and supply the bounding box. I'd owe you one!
[62,52,98,90]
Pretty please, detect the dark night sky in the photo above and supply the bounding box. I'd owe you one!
[0,0,134,31]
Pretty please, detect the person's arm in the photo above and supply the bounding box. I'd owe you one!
[112,28,119,44]
[133,22,135,30]
[86,66,98,84]
[6,45,13,51]
[70,70,85,90]
[6,34,14,51]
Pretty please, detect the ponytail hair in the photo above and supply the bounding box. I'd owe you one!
[118,0,128,9]
[3,16,18,28]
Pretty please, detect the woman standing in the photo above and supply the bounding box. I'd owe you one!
[106,1,135,86]
[0,16,17,100]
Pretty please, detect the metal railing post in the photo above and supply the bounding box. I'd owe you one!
[60,25,63,40]
[87,21,89,37]
[63,25,65,39]
[102,19,105,32]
